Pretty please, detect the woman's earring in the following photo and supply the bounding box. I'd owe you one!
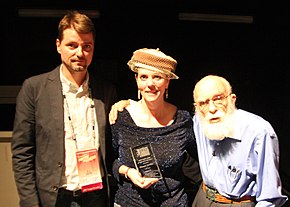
[165,89,168,99]
[138,90,141,99]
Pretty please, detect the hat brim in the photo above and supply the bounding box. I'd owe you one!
[128,61,179,79]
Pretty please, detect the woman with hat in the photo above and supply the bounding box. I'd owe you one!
[111,48,200,207]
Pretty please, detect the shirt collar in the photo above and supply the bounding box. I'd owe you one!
[225,110,241,141]
[60,65,89,94]
[223,136,241,142]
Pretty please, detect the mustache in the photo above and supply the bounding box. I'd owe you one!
[205,110,225,121]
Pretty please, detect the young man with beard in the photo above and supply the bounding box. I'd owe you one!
[190,75,287,206]
[12,11,117,207]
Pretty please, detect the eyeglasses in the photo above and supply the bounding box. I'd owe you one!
[195,94,231,111]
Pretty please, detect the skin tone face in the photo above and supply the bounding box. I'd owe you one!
[135,68,169,105]
[194,76,237,140]
[194,77,236,124]
[56,28,94,85]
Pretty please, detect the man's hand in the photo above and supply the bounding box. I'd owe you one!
[109,99,131,124]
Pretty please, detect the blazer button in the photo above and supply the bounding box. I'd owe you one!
[53,186,58,191]
[58,162,62,167]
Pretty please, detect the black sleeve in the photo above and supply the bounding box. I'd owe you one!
[183,151,202,186]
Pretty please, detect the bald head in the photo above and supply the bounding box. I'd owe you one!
[193,75,232,103]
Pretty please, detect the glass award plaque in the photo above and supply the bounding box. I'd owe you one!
[130,143,162,179]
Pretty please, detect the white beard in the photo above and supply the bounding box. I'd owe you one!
[197,105,236,140]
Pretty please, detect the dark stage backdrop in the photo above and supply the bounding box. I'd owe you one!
[1,1,290,204]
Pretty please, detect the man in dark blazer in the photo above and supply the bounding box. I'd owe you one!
[11,11,117,207]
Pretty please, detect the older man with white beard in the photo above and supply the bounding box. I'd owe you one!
[191,75,287,207]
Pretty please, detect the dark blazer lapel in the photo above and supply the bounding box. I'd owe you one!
[90,78,108,178]
[94,99,106,160]
[89,77,106,160]
[47,67,64,145]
